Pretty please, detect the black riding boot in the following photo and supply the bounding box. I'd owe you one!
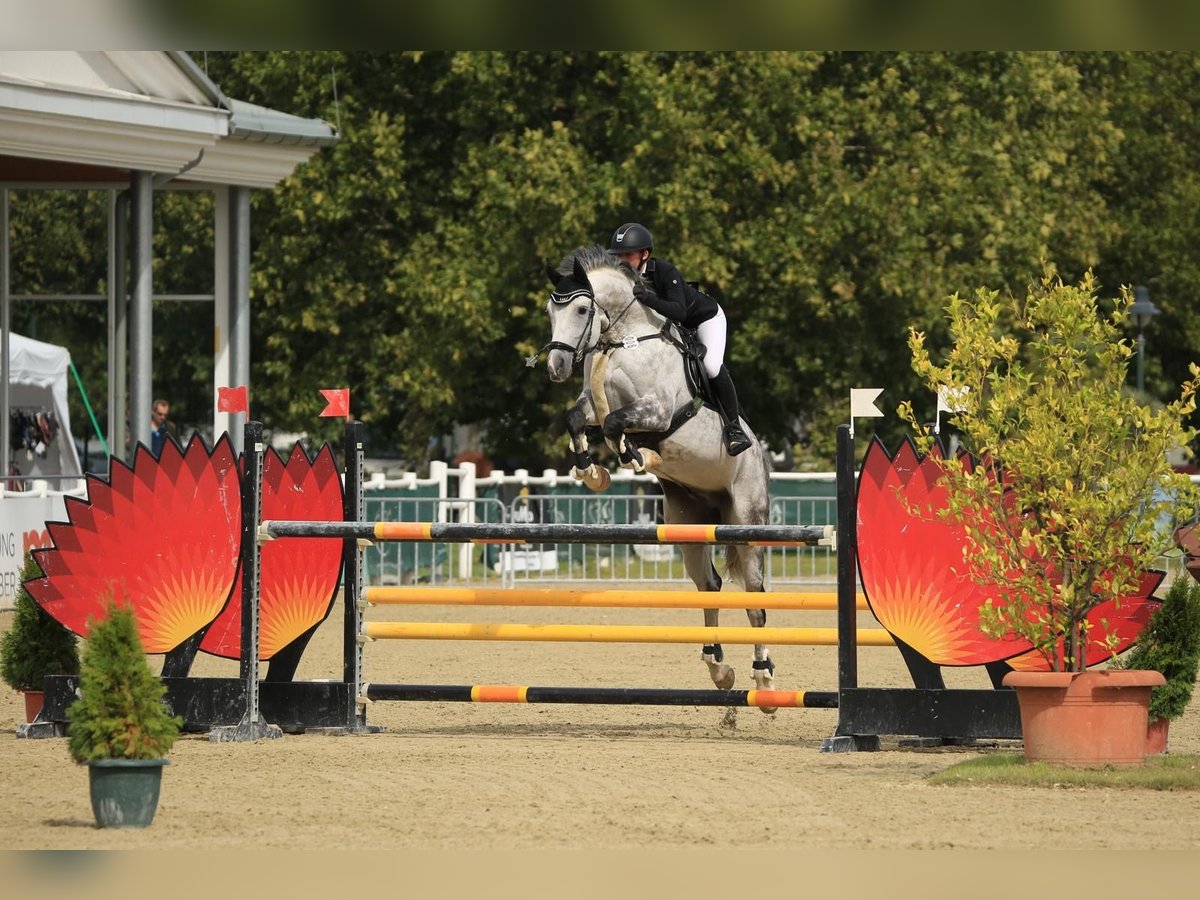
[711,366,753,457]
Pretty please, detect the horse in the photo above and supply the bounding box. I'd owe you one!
[539,245,777,706]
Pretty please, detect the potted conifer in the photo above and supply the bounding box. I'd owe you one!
[68,598,181,828]
[1115,572,1200,754]
[1,551,79,722]
[901,271,1200,766]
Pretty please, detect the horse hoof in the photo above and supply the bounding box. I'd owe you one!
[584,466,609,492]
[707,663,735,690]
[753,671,776,713]
[638,449,662,472]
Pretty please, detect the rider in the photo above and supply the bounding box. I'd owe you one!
[609,222,753,457]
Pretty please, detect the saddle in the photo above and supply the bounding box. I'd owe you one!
[674,325,719,412]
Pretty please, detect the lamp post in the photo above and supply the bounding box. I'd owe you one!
[1130,284,1161,394]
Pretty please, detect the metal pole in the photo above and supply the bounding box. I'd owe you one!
[343,419,366,730]
[1,189,10,469]
[210,421,281,742]
[128,173,153,457]
[228,185,250,454]
[107,190,129,460]
[835,423,858,692]
[1137,329,1146,394]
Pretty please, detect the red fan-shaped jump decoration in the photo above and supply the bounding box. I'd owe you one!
[199,444,344,660]
[857,438,1161,669]
[27,436,242,654]
[1005,572,1163,671]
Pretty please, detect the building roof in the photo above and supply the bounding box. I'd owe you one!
[0,51,338,188]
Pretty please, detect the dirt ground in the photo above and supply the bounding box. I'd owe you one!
[3,593,1200,851]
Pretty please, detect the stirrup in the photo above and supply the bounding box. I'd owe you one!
[723,424,752,457]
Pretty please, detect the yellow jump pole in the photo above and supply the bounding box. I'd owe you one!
[364,586,867,611]
[362,622,894,646]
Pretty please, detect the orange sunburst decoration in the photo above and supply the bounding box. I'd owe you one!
[857,437,1023,665]
[857,437,1162,669]
[27,436,242,654]
[198,444,344,660]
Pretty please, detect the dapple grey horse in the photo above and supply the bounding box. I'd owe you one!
[541,245,777,706]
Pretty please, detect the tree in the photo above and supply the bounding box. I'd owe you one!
[902,272,1199,670]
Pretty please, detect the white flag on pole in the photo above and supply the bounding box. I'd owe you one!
[850,388,885,419]
[849,388,884,437]
[936,385,970,415]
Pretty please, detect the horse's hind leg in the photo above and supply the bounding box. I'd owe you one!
[725,493,776,711]
[686,547,734,690]
[661,481,733,689]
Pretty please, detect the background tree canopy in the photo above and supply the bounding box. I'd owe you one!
[12,51,1200,470]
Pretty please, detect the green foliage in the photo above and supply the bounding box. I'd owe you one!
[67,600,181,763]
[1119,575,1200,722]
[900,271,1200,672]
[0,553,79,691]
[18,52,1200,469]
[194,51,1124,466]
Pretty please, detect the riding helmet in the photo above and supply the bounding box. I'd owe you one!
[610,222,653,253]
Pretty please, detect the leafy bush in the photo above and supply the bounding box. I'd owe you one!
[1120,575,1200,722]
[901,272,1200,671]
[67,599,181,763]
[0,552,79,691]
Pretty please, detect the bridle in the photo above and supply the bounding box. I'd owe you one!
[526,271,662,368]
[544,287,600,364]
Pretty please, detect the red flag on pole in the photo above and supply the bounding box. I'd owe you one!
[319,388,350,419]
[217,385,249,414]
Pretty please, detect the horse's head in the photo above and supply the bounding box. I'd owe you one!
[544,254,606,382]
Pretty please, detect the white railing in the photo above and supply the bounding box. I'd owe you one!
[362,462,839,589]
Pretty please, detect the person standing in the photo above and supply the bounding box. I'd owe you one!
[609,222,753,456]
[149,399,176,457]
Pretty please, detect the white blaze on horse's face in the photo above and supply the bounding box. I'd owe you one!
[546,294,596,383]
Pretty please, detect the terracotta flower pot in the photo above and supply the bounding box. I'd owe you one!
[1146,717,1170,755]
[23,690,45,723]
[1003,669,1165,766]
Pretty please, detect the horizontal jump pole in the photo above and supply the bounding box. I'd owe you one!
[264,520,834,546]
[363,683,839,708]
[362,622,894,646]
[364,586,866,611]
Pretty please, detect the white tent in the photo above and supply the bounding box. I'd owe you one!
[6,332,81,482]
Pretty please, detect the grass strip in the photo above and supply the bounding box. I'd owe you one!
[929,753,1200,790]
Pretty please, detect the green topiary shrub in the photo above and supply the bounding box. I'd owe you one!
[0,552,79,692]
[1121,575,1200,722]
[67,598,181,763]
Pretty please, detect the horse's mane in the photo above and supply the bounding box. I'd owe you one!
[554,245,638,285]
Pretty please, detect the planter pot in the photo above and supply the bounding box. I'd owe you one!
[1146,717,1170,755]
[22,690,44,723]
[1003,669,1165,766]
[87,758,169,828]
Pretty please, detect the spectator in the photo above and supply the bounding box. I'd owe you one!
[150,399,177,457]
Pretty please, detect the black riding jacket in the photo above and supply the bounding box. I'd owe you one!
[637,257,719,330]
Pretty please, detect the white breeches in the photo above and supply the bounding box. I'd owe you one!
[696,306,727,379]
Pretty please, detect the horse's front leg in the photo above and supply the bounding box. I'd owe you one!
[601,397,669,473]
[565,393,609,492]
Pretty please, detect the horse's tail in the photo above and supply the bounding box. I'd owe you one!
[723,444,771,590]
